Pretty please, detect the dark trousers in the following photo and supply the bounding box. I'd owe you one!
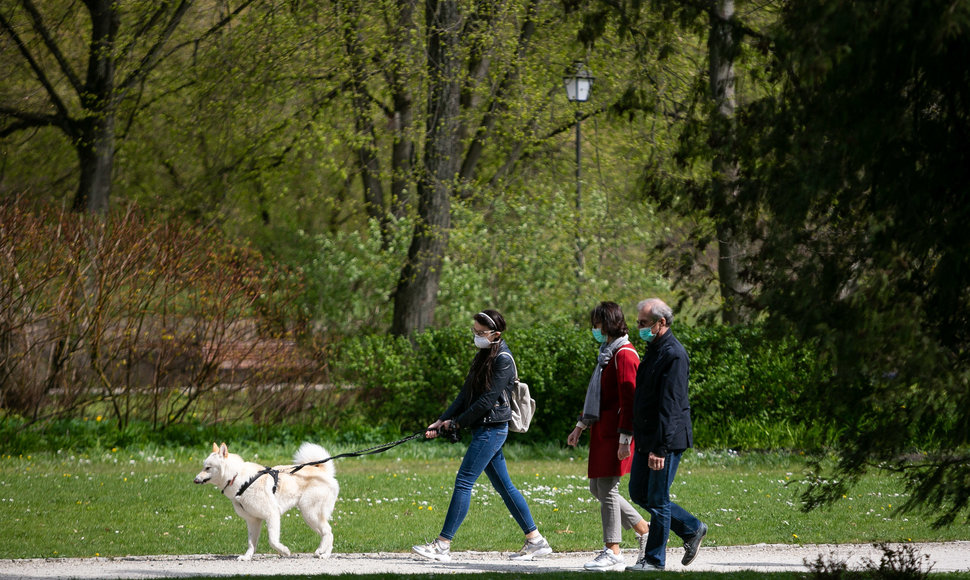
[628,450,703,568]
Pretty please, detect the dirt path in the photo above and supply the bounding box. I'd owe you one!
[1,542,967,578]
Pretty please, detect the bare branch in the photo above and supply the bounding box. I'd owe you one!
[0,109,62,137]
[19,0,84,94]
[116,0,195,97]
[0,9,73,126]
[162,0,259,59]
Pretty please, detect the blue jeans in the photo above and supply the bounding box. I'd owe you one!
[440,423,538,540]
[628,450,703,568]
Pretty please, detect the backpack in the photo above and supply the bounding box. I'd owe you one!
[498,352,536,433]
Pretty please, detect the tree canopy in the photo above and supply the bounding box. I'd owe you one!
[737,0,970,526]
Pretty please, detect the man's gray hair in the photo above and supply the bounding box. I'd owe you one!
[637,298,674,326]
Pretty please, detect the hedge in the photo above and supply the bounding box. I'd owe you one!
[333,323,823,449]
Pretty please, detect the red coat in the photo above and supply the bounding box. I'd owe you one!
[587,343,639,478]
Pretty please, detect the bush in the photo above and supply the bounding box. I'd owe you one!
[679,325,818,448]
[334,323,823,448]
[331,325,597,439]
[0,200,341,434]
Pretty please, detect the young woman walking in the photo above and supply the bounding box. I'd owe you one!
[412,309,553,563]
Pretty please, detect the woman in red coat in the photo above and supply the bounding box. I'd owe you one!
[567,301,650,571]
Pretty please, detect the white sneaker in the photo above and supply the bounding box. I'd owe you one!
[584,547,624,570]
[412,538,451,562]
[509,535,553,560]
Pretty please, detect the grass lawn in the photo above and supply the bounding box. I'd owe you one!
[1,441,965,561]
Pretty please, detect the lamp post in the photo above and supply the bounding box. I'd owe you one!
[563,61,594,284]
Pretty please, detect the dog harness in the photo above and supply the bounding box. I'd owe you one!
[234,467,280,497]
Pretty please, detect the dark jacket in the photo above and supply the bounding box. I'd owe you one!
[632,330,693,456]
[440,341,514,428]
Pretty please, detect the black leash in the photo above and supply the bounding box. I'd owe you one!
[288,430,428,474]
[233,429,447,497]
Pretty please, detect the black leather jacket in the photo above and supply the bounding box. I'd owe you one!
[440,341,514,428]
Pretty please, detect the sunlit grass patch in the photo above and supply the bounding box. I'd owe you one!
[1,446,965,559]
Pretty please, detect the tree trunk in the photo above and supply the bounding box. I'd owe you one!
[389,0,417,220]
[71,0,120,215]
[391,0,462,336]
[708,0,743,325]
[73,113,116,215]
[339,0,387,229]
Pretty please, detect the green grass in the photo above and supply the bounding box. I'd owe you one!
[0,442,965,560]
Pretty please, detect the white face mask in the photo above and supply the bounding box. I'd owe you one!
[473,334,493,349]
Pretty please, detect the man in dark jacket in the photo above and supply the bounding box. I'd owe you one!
[627,298,707,571]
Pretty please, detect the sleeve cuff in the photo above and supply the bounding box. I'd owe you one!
[618,434,633,445]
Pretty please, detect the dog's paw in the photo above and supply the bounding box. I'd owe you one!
[237,554,252,562]
[314,550,332,559]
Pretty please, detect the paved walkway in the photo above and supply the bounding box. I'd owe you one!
[1,542,968,578]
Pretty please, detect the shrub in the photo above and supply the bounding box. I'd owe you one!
[334,323,822,447]
[331,325,596,439]
[0,200,340,433]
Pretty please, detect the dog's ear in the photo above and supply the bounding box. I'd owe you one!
[219,442,229,457]
[212,442,219,453]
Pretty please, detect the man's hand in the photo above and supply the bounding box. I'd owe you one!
[648,451,665,470]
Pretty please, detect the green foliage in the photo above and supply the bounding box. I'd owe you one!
[736,0,970,526]
[807,543,935,580]
[680,325,815,432]
[333,322,822,448]
[252,217,413,336]
[332,324,600,440]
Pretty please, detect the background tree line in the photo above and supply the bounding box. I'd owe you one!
[2,0,968,526]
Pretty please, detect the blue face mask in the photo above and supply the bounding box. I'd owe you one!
[591,328,606,343]
[639,327,655,343]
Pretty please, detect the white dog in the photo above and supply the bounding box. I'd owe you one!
[193,442,339,560]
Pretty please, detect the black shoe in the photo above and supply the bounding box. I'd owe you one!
[681,522,708,566]
[626,558,664,572]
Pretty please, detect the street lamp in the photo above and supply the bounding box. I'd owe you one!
[563,61,594,104]
[563,61,594,285]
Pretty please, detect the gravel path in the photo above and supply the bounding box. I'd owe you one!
[1,542,967,578]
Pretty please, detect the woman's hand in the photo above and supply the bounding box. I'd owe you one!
[617,442,631,461]
[567,426,583,447]
[425,420,444,439]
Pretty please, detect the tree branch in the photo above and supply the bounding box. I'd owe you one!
[162,0,259,59]
[457,0,540,189]
[0,108,62,137]
[19,0,84,94]
[116,0,196,97]
[0,9,73,126]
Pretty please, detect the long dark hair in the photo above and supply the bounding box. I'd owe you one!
[469,309,506,395]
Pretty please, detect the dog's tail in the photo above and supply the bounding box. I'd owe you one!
[293,442,336,477]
